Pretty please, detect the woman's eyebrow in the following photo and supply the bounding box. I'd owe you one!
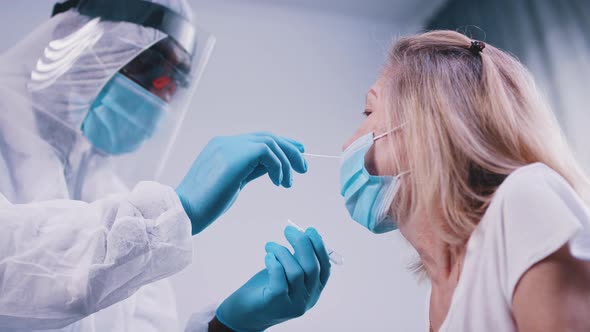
[366,88,378,105]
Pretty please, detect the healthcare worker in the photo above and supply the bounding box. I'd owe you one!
[340,30,590,331]
[0,0,330,331]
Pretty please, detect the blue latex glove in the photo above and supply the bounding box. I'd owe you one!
[216,226,332,332]
[176,132,307,235]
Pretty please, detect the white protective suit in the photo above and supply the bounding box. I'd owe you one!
[0,0,216,331]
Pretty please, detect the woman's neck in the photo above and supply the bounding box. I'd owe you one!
[401,215,463,281]
[421,242,464,286]
[399,216,465,331]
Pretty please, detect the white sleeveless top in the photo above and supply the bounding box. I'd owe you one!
[427,163,590,331]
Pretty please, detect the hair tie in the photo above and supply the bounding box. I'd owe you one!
[469,40,485,54]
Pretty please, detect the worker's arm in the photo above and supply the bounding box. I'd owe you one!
[0,181,192,330]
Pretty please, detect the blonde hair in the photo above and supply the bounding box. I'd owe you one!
[383,30,590,247]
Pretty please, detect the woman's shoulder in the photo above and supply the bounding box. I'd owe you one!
[475,163,588,301]
[481,162,588,261]
[477,162,587,258]
[502,162,564,186]
[487,162,589,232]
[494,162,573,203]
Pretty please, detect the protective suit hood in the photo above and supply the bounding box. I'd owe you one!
[0,0,214,202]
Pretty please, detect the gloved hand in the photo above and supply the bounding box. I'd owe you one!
[176,132,307,235]
[216,226,332,332]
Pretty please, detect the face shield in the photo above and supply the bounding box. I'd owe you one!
[121,37,192,103]
[29,0,215,188]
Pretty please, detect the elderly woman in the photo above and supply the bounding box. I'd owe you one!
[340,30,590,331]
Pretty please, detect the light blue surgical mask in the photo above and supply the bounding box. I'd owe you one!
[339,129,407,234]
[81,73,167,155]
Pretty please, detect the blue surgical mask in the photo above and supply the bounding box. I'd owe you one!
[339,130,407,234]
[81,73,167,155]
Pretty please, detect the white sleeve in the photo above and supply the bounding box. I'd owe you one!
[184,304,218,332]
[0,181,193,330]
[499,165,588,304]
[130,279,181,332]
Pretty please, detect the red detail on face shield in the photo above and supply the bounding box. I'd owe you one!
[153,76,172,90]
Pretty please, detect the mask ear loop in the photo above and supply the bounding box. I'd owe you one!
[373,124,410,176]
[397,170,411,177]
[374,123,405,141]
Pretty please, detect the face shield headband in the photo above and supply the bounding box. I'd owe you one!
[52,0,196,57]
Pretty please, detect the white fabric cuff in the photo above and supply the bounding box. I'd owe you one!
[184,303,219,332]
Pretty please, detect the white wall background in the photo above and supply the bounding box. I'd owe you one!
[0,1,443,331]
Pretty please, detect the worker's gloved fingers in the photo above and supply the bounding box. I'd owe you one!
[242,165,268,188]
[255,145,283,186]
[284,226,320,295]
[252,133,306,174]
[265,242,306,300]
[253,132,305,153]
[264,253,289,298]
[282,137,305,153]
[306,227,331,288]
[274,136,307,175]
[252,135,292,188]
